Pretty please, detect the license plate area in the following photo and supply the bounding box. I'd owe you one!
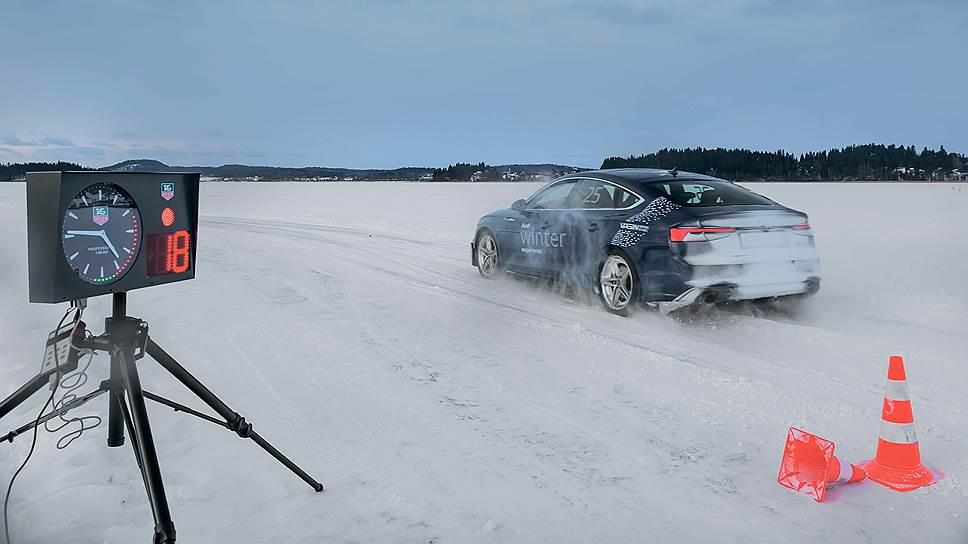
[740,230,790,249]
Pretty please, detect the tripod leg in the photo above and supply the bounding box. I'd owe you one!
[146,338,324,492]
[119,350,177,544]
[0,373,53,421]
[115,389,145,476]
[3,388,109,444]
[107,293,127,447]
[107,356,125,447]
[116,387,161,520]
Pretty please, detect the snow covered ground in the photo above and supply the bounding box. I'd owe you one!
[1,181,966,543]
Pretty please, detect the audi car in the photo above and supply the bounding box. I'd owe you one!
[471,168,821,315]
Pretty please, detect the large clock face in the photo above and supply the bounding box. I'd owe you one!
[61,183,142,285]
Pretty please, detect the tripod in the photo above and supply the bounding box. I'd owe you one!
[1,293,324,544]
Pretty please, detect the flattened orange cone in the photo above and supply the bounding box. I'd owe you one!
[862,355,935,492]
[777,427,864,503]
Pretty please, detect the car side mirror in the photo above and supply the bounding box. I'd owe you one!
[511,199,527,212]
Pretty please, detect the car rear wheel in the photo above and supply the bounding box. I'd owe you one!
[476,230,500,279]
[599,252,637,315]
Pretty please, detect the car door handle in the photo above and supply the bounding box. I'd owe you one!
[504,217,516,222]
[587,222,600,232]
[540,222,552,230]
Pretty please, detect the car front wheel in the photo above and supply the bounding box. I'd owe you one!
[599,252,637,315]
[476,230,500,279]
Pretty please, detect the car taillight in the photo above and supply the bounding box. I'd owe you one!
[669,227,736,242]
[792,224,811,230]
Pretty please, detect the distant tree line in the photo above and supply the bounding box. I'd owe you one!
[431,162,577,181]
[0,161,92,181]
[432,162,490,181]
[602,144,967,181]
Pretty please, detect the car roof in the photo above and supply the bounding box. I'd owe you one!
[560,168,728,185]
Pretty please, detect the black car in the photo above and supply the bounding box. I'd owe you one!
[471,169,821,314]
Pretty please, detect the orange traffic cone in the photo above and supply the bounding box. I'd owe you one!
[862,355,935,491]
[777,427,865,503]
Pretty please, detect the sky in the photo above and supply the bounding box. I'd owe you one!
[1,0,966,169]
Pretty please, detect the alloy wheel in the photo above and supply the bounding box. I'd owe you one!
[477,233,498,277]
[600,254,633,311]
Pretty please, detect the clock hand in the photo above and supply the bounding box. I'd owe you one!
[99,230,120,259]
[66,230,104,236]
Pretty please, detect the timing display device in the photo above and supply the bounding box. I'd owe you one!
[27,171,200,303]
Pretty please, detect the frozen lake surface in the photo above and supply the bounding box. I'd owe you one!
[1,181,966,543]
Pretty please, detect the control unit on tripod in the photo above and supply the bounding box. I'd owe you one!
[3,171,323,544]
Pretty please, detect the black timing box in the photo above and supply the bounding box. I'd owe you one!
[26,171,200,303]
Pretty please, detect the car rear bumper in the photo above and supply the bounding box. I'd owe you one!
[686,258,821,297]
[657,221,822,309]
[655,269,821,314]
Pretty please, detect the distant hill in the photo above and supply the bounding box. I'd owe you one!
[104,159,174,172]
[100,159,580,182]
[100,159,439,180]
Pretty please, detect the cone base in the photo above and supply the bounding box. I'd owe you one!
[862,459,935,492]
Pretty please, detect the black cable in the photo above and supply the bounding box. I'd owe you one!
[45,349,100,450]
[44,328,100,450]
[2,307,74,544]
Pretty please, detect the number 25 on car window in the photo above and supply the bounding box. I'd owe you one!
[583,186,603,204]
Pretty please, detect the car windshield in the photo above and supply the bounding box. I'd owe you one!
[649,180,774,207]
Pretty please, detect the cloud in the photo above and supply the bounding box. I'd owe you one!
[1,133,37,146]
[1,133,80,148]
[0,133,120,165]
[41,136,77,147]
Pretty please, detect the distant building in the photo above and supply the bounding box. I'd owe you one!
[501,167,520,181]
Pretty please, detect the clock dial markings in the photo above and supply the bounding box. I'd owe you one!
[61,183,141,285]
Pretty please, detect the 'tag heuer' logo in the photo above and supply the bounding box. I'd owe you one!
[92,206,109,226]
[161,182,175,201]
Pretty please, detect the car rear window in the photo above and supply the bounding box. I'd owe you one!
[649,180,774,206]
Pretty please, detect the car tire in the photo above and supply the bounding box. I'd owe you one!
[598,250,638,316]
[476,229,501,279]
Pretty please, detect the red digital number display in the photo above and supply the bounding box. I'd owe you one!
[146,230,192,276]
